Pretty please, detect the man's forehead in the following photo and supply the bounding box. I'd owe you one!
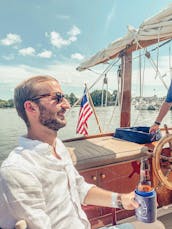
[36,80,62,92]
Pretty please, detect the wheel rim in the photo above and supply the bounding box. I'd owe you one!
[153,134,172,190]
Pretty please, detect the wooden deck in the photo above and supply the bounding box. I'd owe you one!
[64,135,144,170]
[64,129,168,170]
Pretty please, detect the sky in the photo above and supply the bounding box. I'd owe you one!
[0,0,172,100]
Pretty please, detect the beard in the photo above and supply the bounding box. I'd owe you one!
[38,103,66,131]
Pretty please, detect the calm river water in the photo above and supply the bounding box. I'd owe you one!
[1,106,172,164]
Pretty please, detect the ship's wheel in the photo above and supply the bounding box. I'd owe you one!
[153,134,172,190]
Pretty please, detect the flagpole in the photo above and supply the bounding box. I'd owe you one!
[85,83,103,133]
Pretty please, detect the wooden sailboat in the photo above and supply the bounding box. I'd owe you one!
[63,4,172,229]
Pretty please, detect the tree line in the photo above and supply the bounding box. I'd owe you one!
[0,90,118,108]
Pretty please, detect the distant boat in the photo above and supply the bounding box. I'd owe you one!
[135,103,158,110]
[147,104,156,110]
[135,101,148,110]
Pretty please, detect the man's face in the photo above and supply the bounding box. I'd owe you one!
[35,80,70,131]
[38,102,67,131]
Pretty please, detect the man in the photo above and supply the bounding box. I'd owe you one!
[0,75,164,229]
[150,80,172,133]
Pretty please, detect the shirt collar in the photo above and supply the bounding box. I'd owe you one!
[18,136,66,160]
[19,136,52,154]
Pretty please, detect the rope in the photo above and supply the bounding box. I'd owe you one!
[105,84,120,131]
[139,50,142,97]
[133,49,146,126]
[147,55,168,89]
[67,58,120,112]
[88,58,120,91]
[155,29,160,80]
[85,83,103,133]
[101,74,108,107]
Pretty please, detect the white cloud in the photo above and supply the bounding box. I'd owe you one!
[68,26,80,42]
[69,36,77,42]
[46,25,81,48]
[71,53,84,60]
[67,26,80,37]
[19,47,35,56]
[0,62,95,95]
[1,33,22,46]
[48,31,70,48]
[38,50,52,58]
[0,54,170,100]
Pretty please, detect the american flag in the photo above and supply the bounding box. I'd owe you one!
[76,90,93,136]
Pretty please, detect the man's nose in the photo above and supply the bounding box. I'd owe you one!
[61,98,71,109]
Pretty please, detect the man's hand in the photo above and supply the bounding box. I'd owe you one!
[120,192,139,210]
[149,123,160,134]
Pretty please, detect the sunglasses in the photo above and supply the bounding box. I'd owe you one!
[30,92,65,103]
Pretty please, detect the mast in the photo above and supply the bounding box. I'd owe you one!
[120,53,132,127]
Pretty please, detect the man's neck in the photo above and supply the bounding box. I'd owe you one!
[27,125,57,147]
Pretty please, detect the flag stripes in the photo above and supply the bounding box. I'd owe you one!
[76,91,93,136]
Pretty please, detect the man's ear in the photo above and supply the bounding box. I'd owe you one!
[24,101,38,113]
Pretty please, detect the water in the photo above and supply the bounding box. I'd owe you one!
[1,106,172,164]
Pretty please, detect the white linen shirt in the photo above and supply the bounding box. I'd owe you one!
[0,136,94,229]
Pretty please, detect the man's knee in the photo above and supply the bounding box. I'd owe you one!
[131,220,165,229]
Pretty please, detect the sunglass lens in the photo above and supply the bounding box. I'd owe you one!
[56,93,64,103]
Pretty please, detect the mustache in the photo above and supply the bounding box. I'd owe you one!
[57,108,66,114]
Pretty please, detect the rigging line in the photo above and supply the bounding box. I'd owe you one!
[131,39,172,62]
[148,55,168,89]
[150,39,172,52]
[101,74,108,108]
[87,63,120,76]
[144,40,168,90]
[67,58,120,114]
[105,89,120,132]
[105,64,122,131]
[131,30,144,51]
[88,58,120,91]
[142,49,146,97]
[87,68,102,75]
[139,50,142,97]
[133,51,144,124]
[85,83,102,133]
[155,29,160,80]
[133,49,146,126]
[105,76,108,107]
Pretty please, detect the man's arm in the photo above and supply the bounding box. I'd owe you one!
[150,101,172,133]
[83,186,138,210]
[73,164,138,210]
[150,80,172,133]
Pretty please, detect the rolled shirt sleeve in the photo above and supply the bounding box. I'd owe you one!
[73,167,95,204]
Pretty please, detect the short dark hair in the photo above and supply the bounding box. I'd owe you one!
[14,75,58,127]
